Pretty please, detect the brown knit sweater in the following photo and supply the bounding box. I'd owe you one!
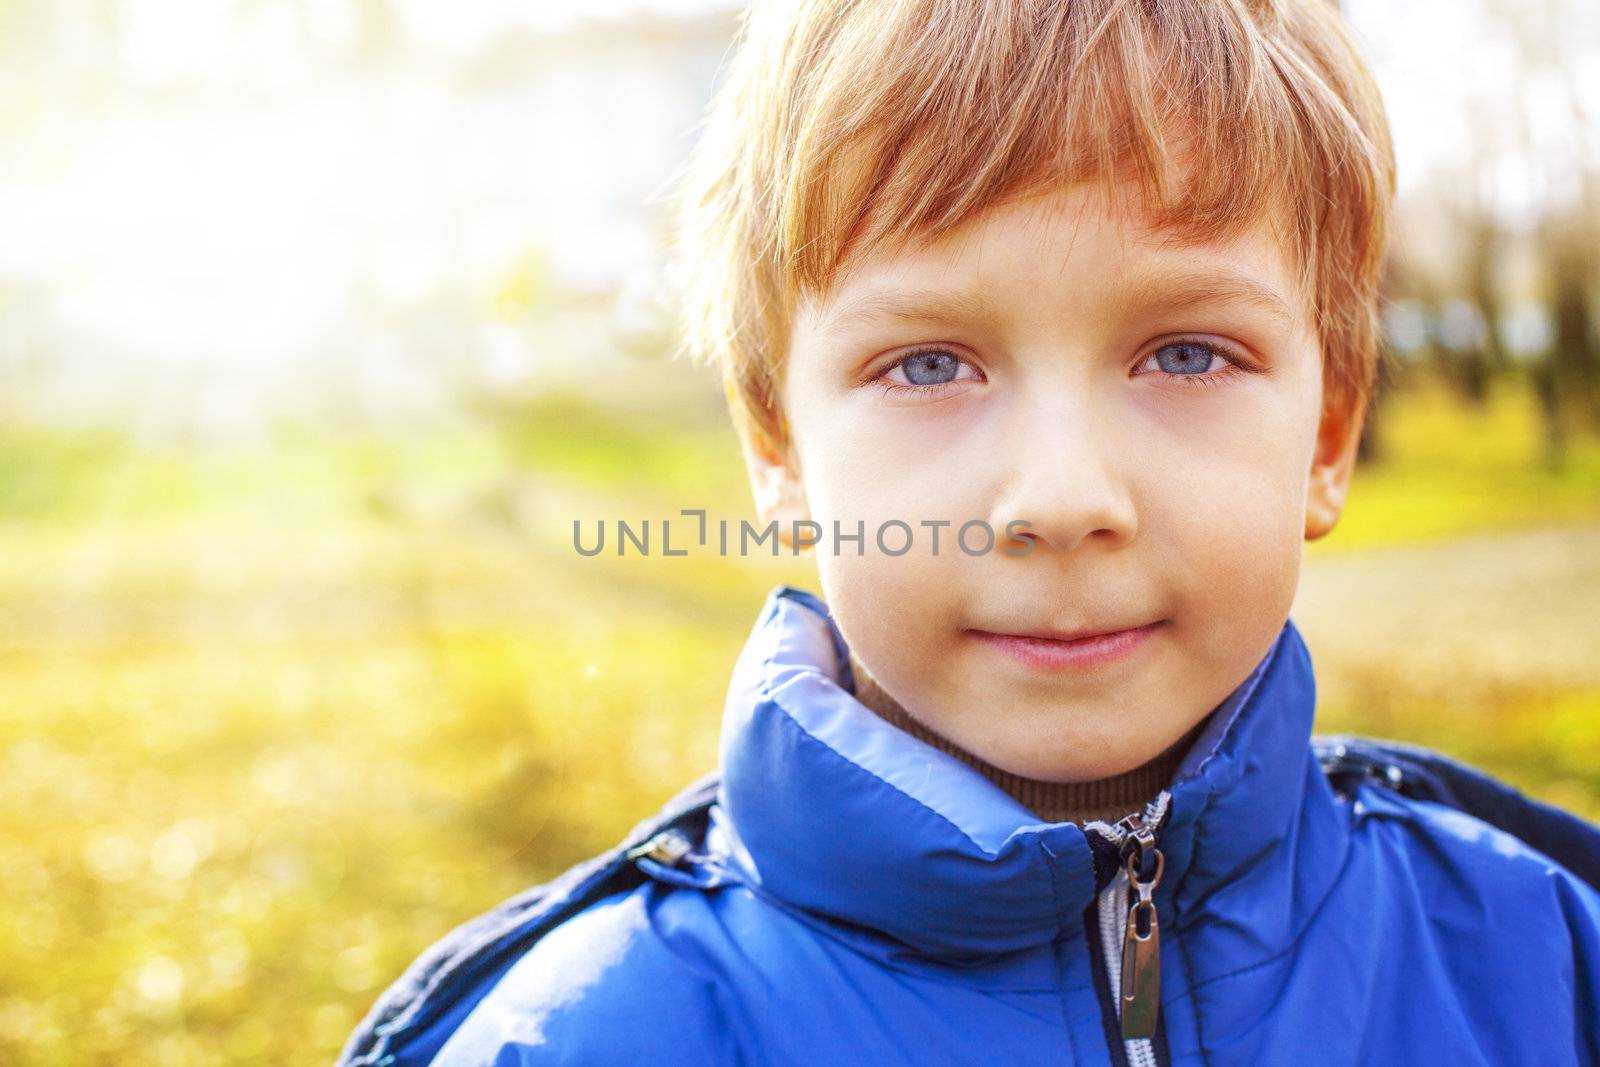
[846,649,1205,826]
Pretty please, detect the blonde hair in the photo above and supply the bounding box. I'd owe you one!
[671,0,1396,457]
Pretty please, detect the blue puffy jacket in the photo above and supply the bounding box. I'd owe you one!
[341,584,1600,1066]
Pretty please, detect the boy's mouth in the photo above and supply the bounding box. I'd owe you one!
[965,621,1165,671]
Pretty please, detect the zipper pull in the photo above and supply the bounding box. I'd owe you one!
[1117,813,1165,1041]
[625,828,692,867]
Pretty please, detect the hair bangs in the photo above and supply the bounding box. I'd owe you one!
[785,2,1303,300]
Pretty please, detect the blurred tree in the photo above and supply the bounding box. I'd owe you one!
[1357,252,1414,466]
[1542,211,1600,458]
[1435,85,1508,406]
[1460,213,1509,402]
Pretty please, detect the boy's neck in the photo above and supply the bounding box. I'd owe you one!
[846,650,1204,826]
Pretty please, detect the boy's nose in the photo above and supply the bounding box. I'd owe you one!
[992,398,1139,557]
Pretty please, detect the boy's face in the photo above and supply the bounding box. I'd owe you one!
[744,184,1363,782]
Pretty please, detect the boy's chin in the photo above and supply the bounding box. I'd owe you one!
[947,721,1162,783]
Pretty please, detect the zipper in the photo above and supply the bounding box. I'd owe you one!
[1084,792,1171,1065]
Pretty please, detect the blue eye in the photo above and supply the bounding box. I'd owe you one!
[1154,342,1222,375]
[874,349,981,395]
[903,351,961,385]
[1138,340,1248,388]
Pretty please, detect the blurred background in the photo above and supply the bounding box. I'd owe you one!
[0,0,1597,1063]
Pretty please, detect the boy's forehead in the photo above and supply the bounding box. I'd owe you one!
[804,185,1309,333]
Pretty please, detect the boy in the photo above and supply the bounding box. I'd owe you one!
[341,1,1600,1063]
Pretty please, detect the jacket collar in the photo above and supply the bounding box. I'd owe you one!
[709,585,1344,963]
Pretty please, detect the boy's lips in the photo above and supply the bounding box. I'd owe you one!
[976,620,1165,643]
[965,620,1165,670]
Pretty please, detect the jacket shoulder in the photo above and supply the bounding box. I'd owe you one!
[1394,790,1600,908]
[1314,733,1600,891]
[428,882,738,1066]
[1332,743,1600,1001]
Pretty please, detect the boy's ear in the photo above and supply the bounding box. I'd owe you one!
[1304,397,1366,542]
[738,421,811,547]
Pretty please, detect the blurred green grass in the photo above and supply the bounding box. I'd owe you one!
[0,363,1596,1065]
[1315,369,1600,550]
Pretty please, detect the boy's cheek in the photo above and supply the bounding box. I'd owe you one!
[796,449,996,541]
[1164,465,1304,541]
[816,554,962,690]
[1161,469,1306,594]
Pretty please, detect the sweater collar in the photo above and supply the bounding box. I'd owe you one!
[709,584,1340,963]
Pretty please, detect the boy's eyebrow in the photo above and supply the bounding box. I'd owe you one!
[815,267,1301,333]
[815,288,1002,334]
[1119,266,1302,330]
